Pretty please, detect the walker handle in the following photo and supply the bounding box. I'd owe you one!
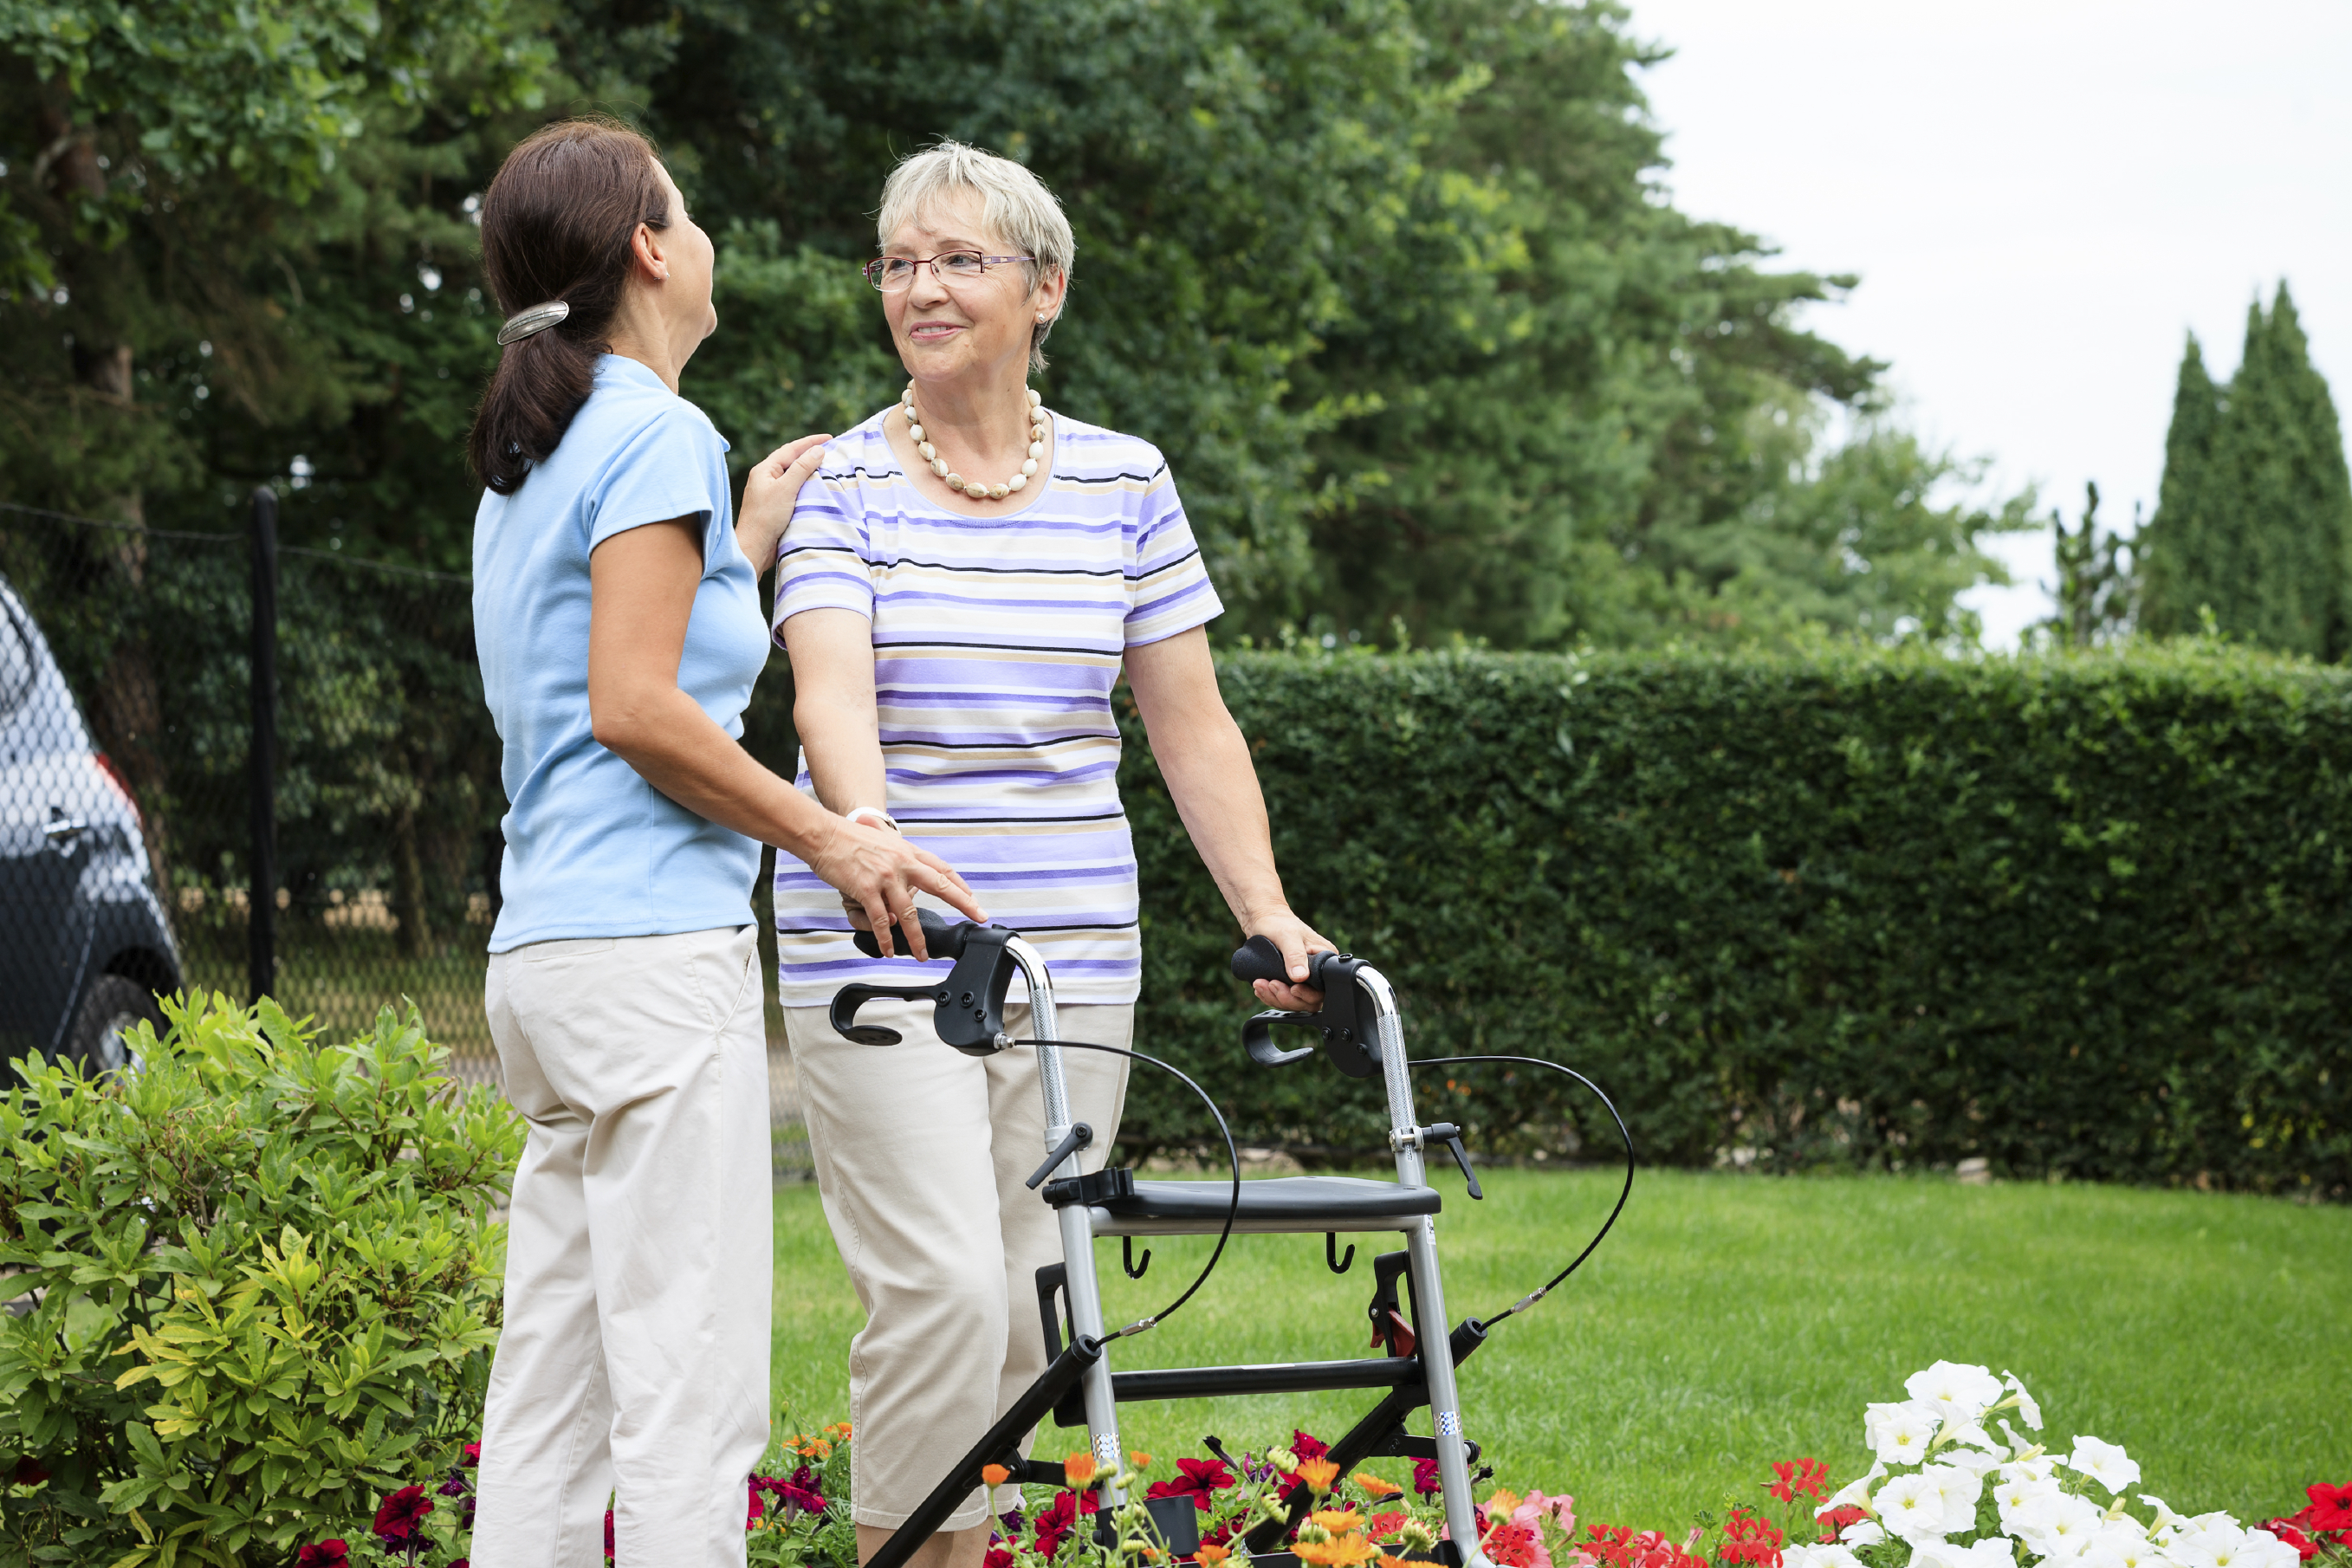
[1228,937,1380,1079]
[832,914,1019,1056]
[852,907,971,962]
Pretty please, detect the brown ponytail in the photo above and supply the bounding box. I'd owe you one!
[468,119,671,495]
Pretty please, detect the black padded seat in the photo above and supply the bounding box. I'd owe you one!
[1090,1176,1442,1236]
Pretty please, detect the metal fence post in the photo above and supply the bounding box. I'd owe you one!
[248,486,279,1004]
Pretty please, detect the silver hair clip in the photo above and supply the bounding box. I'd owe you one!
[496,300,571,346]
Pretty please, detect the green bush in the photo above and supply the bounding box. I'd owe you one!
[1120,641,2352,1197]
[0,995,522,1565]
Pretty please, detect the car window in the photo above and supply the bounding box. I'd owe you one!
[0,596,34,721]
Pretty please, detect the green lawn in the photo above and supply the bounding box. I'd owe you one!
[771,1169,2349,1530]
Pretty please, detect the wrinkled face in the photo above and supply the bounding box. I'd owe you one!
[878,186,1058,384]
[649,159,717,340]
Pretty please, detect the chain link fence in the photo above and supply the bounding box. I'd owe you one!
[0,496,810,1176]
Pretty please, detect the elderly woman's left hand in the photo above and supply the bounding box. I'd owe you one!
[1244,906,1335,1013]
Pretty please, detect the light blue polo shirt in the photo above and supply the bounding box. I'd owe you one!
[474,354,768,952]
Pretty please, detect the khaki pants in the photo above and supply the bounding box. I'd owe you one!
[785,997,1132,1530]
[474,927,774,1568]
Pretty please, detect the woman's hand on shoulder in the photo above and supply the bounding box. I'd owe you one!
[1244,906,1334,1012]
[736,432,833,576]
[808,816,987,963]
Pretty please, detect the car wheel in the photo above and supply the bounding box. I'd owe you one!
[64,975,163,1078]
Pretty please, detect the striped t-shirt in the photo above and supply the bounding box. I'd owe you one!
[768,405,1223,1007]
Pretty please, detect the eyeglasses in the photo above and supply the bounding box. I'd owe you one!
[863,251,1034,292]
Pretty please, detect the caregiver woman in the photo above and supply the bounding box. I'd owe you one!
[768,140,1330,1568]
[464,120,983,1568]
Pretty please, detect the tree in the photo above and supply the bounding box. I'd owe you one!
[2041,481,2131,649]
[2138,284,2352,657]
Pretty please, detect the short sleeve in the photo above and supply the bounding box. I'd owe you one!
[773,457,879,638]
[1124,455,1223,647]
[585,404,731,559]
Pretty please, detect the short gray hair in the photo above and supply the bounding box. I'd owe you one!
[877,139,1074,373]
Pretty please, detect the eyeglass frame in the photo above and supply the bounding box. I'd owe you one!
[862,251,1037,292]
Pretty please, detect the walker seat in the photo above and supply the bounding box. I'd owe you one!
[1092,1175,1441,1233]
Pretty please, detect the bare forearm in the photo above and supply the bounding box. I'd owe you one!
[1154,709,1289,924]
[793,699,890,818]
[595,689,839,859]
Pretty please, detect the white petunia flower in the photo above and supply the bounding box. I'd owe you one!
[1921,1465,1988,1535]
[1996,1474,2063,1526]
[2138,1499,2187,1538]
[1806,1545,1867,1568]
[1877,1471,1958,1545]
[2169,1521,2253,1568]
[2099,1526,2171,1568]
[1917,1539,2019,1568]
[2240,1530,2303,1568]
[2002,1454,2062,1486]
[1867,1400,1947,1466]
[2014,1492,2106,1560]
[2065,1437,2143,1496]
[1824,1464,1886,1513]
[1944,1442,2008,1477]
[2001,1422,2049,1461]
[1908,1362,2007,1428]
[1999,1370,2044,1430]
[1843,1521,1888,1547]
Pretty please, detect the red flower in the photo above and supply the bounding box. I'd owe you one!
[2260,1520,2318,1562]
[987,1550,1016,1568]
[1150,1459,1238,1510]
[295,1543,351,1568]
[1035,1487,1102,1556]
[10,1457,49,1487]
[1720,1507,1785,1568]
[2307,1485,2352,1533]
[605,1506,615,1559]
[462,1442,482,1468]
[1487,1522,1543,1568]
[1815,1507,1868,1545]
[1292,1431,1331,1463]
[372,1485,433,1543]
[1412,1459,1442,1498]
[1770,1461,1828,1506]
[1370,1512,1412,1540]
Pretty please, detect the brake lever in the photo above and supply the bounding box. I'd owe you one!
[1423,1122,1483,1200]
[1241,1010,1320,1068]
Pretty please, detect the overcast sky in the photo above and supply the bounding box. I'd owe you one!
[1625,0,2352,645]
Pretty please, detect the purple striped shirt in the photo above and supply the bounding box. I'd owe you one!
[768,405,1221,1005]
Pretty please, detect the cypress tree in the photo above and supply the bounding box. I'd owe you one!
[2139,334,2224,636]
[2139,285,2352,656]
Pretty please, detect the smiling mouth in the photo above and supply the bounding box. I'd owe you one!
[908,321,964,340]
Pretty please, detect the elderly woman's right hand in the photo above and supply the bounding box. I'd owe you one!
[807,817,986,962]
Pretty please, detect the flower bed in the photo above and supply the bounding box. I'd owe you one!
[294,1368,2349,1568]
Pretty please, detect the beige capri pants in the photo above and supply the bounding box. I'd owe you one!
[785,994,1132,1531]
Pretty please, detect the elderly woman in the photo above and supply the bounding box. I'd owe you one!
[758,140,1327,1568]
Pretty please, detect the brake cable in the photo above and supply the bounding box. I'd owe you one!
[1013,1039,1241,1342]
[1407,1054,1635,1330]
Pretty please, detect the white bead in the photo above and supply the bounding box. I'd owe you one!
[966,480,990,496]
[1020,457,1038,476]
[1008,474,1027,492]
[935,460,951,478]
[1027,441,1045,459]
[987,483,1009,500]
[908,422,924,442]
[918,442,936,461]
[1027,388,1042,406]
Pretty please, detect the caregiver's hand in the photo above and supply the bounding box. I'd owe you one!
[736,432,832,575]
[808,817,983,962]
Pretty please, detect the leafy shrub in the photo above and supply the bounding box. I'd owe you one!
[0,995,522,1565]
[1120,641,2352,1196]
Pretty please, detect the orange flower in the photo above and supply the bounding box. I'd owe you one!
[1064,1452,1099,1487]
[1380,1556,1412,1568]
[1353,1474,1404,1499]
[1131,1452,1155,1469]
[1486,1489,1524,1522]
[1295,1533,1382,1567]
[982,1465,1012,1487]
[827,1422,853,1438]
[1195,1546,1232,1565]
[1313,1511,1365,1534]
[1297,1458,1340,1494]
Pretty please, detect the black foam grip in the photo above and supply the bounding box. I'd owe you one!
[1230,935,1288,984]
[852,907,969,961]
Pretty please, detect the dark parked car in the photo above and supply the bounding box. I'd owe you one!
[0,571,180,1079]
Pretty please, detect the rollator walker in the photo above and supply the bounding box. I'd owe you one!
[833,913,1626,1568]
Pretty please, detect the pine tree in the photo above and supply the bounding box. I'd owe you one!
[2139,285,2352,656]
[2137,334,2223,637]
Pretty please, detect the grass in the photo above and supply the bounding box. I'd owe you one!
[771,1168,2350,1530]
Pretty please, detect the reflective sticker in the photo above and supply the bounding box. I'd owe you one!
[1096,1432,1121,1464]
[1435,1410,1461,1437]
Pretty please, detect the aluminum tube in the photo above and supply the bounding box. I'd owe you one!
[1009,933,1123,1501]
[1407,1216,1493,1568]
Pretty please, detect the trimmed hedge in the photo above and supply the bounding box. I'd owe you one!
[1118,643,2352,1197]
